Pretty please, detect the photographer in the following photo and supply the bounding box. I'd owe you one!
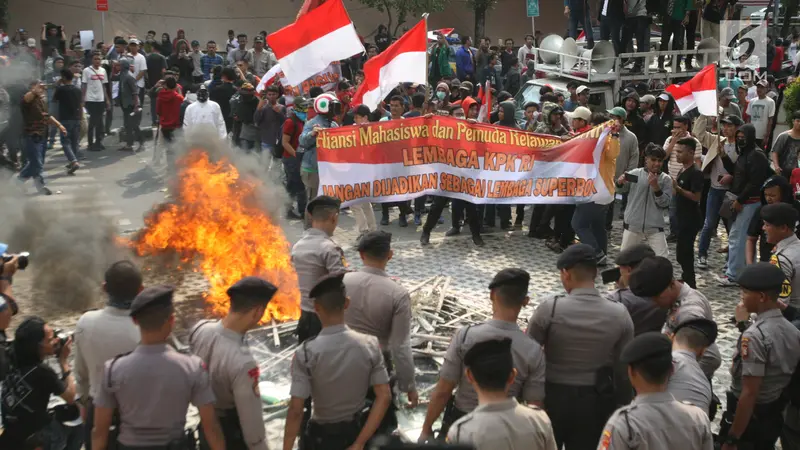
[0,317,77,449]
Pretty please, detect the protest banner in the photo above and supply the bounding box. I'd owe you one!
[258,62,342,105]
[317,116,620,206]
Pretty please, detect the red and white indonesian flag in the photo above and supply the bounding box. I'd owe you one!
[267,0,364,85]
[352,20,427,111]
[256,64,283,93]
[427,28,454,41]
[665,64,718,116]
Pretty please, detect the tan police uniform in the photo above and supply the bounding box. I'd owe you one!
[721,308,800,445]
[667,349,712,414]
[290,324,390,447]
[771,234,800,308]
[446,399,557,450]
[598,392,713,450]
[292,228,347,341]
[190,320,267,450]
[440,320,545,429]
[661,283,721,379]
[343,267,415,394]
[93,285,217,449]
[95,343,215,448]
[528,288,634,449]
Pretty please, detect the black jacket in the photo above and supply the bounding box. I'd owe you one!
[724,124,772,203]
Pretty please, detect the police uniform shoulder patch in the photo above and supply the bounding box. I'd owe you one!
[248,366,261,397]
[599,429,612,450]
[741,337,750,359]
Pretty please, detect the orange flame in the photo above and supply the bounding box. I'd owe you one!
[135,149,300,322]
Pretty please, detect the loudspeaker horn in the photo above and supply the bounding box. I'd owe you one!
[539,34,564,65]
[561,37,580,69]
[583,40,615,74]
[696,37,720,64]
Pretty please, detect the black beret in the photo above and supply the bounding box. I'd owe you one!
[226,276,277,301]
[130,285,174,316]
[464,338,513,367]
[620,332,672,365]
[556,243,597,270]
[357,230,392,253]
[489,268,530,290]
[674,318,719,345]
[760,202,799,228]
[309,272,346,299]
[306,195,341,215]
[737,262,786,293]
[615,244,656,267]
[629,256,673,297]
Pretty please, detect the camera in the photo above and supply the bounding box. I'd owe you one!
[52,328,71,356]
[2,252,30,270]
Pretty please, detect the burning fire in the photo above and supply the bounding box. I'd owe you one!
[135,149,300,322]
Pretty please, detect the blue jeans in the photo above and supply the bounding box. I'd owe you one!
[569,8,595,47]
[20,134,47,187]
[698,187,727,258]
[571,202,608,256]
[283,153,307,214]
[726,202,760,281]
[60,119,80,163]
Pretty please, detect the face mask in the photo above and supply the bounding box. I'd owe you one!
[736,138,747,148]
[436,91,446,101]
[295,111,307,122]
[197,91,209,102]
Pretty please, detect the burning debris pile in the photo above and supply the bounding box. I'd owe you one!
[133,147,300,323]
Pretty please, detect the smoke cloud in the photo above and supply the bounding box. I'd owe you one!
[0,173,132,313]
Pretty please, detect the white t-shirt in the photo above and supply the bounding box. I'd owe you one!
[127,52,147,88]
[746,96,776,139]
[81,66,108,103]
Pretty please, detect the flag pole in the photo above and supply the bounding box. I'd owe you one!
[423,13,430,112]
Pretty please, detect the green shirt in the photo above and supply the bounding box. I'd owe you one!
[671,0,694,21]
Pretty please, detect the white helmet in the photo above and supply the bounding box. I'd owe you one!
[314,93,341,115]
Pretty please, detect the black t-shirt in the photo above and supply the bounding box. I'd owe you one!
[210,82,236,118]
[52,84,82,121]
[675,165,704,227]
[1,363,66,443]
[146,53,168,88]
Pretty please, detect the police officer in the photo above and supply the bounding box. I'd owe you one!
[283,272,391,450]
[599,332,713,450]
[343,230,418,434]
[718,263,800,450]
[92,285,225,450]
[604,244,668,335]
[292,195,347,343]
[445,338,557,450]
[527,244,634,450]
[760,202,800,308]
[667,318,717,416]
[191,276,278,450]
[629,256,722,379]
[419,268,546,443]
